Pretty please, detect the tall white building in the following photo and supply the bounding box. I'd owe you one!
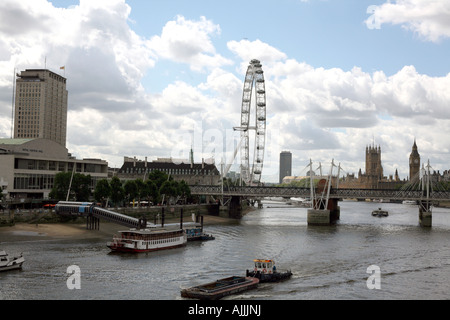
[14,69,68,147]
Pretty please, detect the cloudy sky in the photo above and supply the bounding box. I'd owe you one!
[1,0,450,183]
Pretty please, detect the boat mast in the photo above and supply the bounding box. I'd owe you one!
[10,68,15,139]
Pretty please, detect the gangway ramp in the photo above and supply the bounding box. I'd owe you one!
[55,201,154,229]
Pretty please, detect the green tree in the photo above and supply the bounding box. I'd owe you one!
[177,180,191,203]
[71,174,92,201]
[145,179,159,204]
[50,172,92,201]
[49,172,71,200]
[160,180,178,205]
[148,170,170,189]
[94,179,111,206]
[124,180,138,206]
[135,178,146,204]
[110,176,124,207]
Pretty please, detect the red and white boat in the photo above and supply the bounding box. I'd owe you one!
[107,227,187,253]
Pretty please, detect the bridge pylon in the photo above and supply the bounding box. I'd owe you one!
[418,160,432,227]
[307,159,340,225]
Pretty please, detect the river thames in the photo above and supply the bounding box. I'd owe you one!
[1,200,449,300]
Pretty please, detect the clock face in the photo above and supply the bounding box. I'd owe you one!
[414,159,419,164]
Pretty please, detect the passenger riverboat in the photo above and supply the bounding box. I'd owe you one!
[107,227,187,253]
[371,208,388,217]
[246,259,292,282]
[0,250,25,272]
[181,276,259,300]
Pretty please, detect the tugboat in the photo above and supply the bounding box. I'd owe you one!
[371,208,388,217]
[181,276,259,300]
[0,250,25,272]
[246,259,292,282]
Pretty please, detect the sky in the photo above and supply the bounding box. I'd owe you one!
[1,0,450,183]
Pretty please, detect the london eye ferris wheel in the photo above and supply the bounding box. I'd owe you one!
[233,59,266,186]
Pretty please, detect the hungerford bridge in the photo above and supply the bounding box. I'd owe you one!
[191,159,450,228]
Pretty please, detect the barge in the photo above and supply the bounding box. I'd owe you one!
[181,276,259,300]
[246,259,292,282]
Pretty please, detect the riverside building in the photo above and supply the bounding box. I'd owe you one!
[14,69,68,147]
[0,68,108,203]
[0,138,108,200]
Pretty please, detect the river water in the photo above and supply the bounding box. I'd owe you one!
[1,200,449,300]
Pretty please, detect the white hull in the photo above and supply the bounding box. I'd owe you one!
[107,235,187,252]
[107,228,187,253]
[0,251,25,272]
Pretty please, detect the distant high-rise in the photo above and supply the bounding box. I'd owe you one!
[279,151,292,184]
[14,69,68,146]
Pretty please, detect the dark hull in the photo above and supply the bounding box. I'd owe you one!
[372,211,388,217]
[181,276,259,300]
[246,270,292,282]
[0,262,24,272]
[187,234,215,241]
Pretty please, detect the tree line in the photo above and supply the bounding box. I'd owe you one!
[49,170,191,207]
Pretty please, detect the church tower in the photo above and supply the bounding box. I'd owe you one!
[409,139,420,180]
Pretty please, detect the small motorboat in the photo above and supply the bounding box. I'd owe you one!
[372,208,388,217]
[181,276,259,300]
[0,250,25,272]
[246,259,292,282]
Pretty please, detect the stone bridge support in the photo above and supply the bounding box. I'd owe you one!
[419,200,432,227]
[307,198,340,226]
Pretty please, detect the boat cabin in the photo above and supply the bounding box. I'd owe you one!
[253,259,276,274]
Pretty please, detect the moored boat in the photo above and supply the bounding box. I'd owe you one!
[185,226,215,241]
[0,250,25,272]
[184,215,215,241]
[246,259,292,282]
[107,227,187,253]
[181,276,259,300]
[372,208,388,217]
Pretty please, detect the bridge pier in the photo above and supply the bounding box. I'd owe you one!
[229,196,243,219]
[307,198,340,226]
[419,200,432,227]
[86,215,100,230]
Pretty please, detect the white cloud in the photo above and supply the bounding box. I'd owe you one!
[148,15,233,72]
[368,0,450,42]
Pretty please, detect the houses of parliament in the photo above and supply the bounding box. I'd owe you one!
[339,140,421,189]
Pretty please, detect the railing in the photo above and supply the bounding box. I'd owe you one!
[189,185,450,201]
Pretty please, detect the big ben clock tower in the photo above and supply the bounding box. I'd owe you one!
[409,139,420,180]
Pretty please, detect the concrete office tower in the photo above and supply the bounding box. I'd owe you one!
[14,69,68,146]
[279,151,292,184]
